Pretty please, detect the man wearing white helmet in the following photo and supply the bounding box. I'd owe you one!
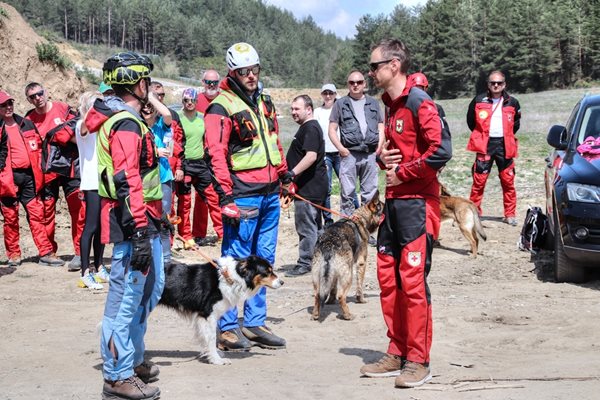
[205,42,291,351]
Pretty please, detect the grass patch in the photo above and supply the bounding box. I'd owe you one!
[36,42,72,69]
[0,7,9,19]
[76,66,101,85]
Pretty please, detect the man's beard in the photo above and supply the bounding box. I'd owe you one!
[205,88,219,98]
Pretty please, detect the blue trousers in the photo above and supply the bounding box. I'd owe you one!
[100,235,164,381]
[218,193,280,331]
[160,181,173,265]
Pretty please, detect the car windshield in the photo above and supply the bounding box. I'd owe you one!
[577,106,600,145]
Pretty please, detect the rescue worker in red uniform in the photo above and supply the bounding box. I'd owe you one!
[0,91,64,267]
[466,70,521,225]
[24,82,85,269]
[361,39,451,389]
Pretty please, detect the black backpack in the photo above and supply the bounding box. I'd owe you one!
[518,206,548,254]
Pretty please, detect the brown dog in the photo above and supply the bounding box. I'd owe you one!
[439,183,487,257]
[311,192,383,321]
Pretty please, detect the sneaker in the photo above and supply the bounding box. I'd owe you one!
[78,272,103,290]
[503,217,518,226]
[134,360,160,383]
[360,353,404,377]
[38,254,65,267]
[242,325,286,349]
[285,264,311,277]
[102,375,160,400]
[95,265,111,283]
[368,235,377,247]
[394,361,432,388]
[67,255,82,271]
[218,327,252,352]
[7,256,21,267]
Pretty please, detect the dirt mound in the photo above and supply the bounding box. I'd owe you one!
[0,2,86,112]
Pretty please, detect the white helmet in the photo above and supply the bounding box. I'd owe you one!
[226,42,260,70]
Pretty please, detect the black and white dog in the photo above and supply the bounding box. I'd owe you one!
[159,255,283,365]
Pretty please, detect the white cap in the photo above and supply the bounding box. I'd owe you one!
[226,42,260,70]
[321,83,337,93]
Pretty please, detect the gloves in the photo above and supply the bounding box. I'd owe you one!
[281,170,295,185]
[161,215,175,236]
[221,201,241,227]
[130,228,152,273]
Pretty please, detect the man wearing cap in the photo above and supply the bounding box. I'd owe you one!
[0,90,63,267]
[85,52,164,400]
[205,42,290,351]
[175,87,223,248]
[329,70,385,220]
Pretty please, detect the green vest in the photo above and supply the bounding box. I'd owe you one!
[96,111,162,201]
[211,90,282,171]
[177,110,205,160]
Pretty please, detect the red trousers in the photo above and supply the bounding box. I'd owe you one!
[376,197,439,364]
[176,180,222,241]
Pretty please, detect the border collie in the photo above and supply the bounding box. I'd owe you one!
[159,255,283,365]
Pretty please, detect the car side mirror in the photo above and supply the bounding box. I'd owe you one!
[547,125,568,150]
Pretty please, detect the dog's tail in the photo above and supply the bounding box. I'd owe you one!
[472,204,487,241]
[317,253,336,309]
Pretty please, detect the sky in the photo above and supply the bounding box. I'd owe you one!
[263,0,426,39]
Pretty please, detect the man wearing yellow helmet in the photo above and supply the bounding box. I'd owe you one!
[85,51,163,400]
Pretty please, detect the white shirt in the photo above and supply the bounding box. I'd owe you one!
[75,119,99,190]
[489,98,504,138]
[314,106,339,153]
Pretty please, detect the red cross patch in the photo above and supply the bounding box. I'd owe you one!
[407,251,422,267]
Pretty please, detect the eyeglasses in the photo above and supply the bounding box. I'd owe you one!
[369,59,395,72]
[322,91,335,96]
[183,98,196,104]
[0,99,15,108]
[203,79,219,86]
[235,65,260,77]
[348,80,365,86]
[27,90,45,100]
[155,92,166,98]
[488,81,505,86]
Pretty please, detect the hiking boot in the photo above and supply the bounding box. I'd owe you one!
[7,256,21,267]
[67,255,82,271]
[503,217,518,226]
[102,375,160,399]
[394,361,432,388]
[242,325,286,349]
[95,265,111,283]
[360,353,404,377]
[285,264,311,277]
[78,272,103,290]
[217,327,251,352]
[194,236,218,246]
[39,254,65,267]
[134,360,160,383]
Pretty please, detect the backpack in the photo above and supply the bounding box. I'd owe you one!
[518,206,548,254]
[41,117,80,178]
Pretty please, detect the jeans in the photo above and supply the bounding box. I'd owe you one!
[294,201,321,268]
[100,234,164,381]
[218,193,280,331]
[339,151,378,217]
[323,152,358,224]
[160,181,173,265]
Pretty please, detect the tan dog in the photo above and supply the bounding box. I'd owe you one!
[439,183,487,257]
[311,192,383,321]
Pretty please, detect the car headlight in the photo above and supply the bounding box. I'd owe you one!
[567,183,600,203]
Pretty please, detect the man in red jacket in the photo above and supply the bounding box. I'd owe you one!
[0,90,64,267]
[466,70,521,225]
[360,38,451,388]
[24,82,84,269]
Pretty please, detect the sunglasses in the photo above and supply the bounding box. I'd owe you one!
[488,81,505,86]
[28,90,45,100]
[0,99,15,108]
[369,59,395,72]
[348,80,365,86]
[155,92,166,98]
[322,91,335,96]
[236,65,260,77]
[183,98,196,104]
[203,79,219,86]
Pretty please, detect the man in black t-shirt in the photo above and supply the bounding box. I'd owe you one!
[284,95,327,277]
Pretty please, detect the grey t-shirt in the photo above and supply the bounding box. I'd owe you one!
[350,97,367,137]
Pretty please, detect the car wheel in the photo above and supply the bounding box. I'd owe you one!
[553,226,587,283]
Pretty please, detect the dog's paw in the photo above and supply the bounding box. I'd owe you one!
[340,313,355,321]
[209,356,232,365]
[356,295,367,304]
[311,312,320,321]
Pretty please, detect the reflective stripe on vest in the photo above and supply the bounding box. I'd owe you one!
[211,90,282,171]
[97,111,162,201]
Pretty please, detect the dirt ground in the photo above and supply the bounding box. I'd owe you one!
[1,184,600,400]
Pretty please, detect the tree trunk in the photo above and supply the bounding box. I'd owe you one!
[121,19,126,48]
[107,6,111,48]
[64,7,68,39]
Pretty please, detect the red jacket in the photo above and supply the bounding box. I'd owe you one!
[381,86,449,201]
[0,115,45,197]
[466,91,521,158]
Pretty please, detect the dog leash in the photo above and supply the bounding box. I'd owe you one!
[173,233,234,285]
[288,193,350,219]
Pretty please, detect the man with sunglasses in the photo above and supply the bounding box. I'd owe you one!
[0,91,63,267]
[205,42,289,351]
[466,70,521,226]
[190,69,223,246]
[24,82,84,270]
[328,70,384,221]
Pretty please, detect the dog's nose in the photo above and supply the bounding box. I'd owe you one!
[278,279,284,286]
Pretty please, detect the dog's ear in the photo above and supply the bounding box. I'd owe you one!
[368,190,381,211]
